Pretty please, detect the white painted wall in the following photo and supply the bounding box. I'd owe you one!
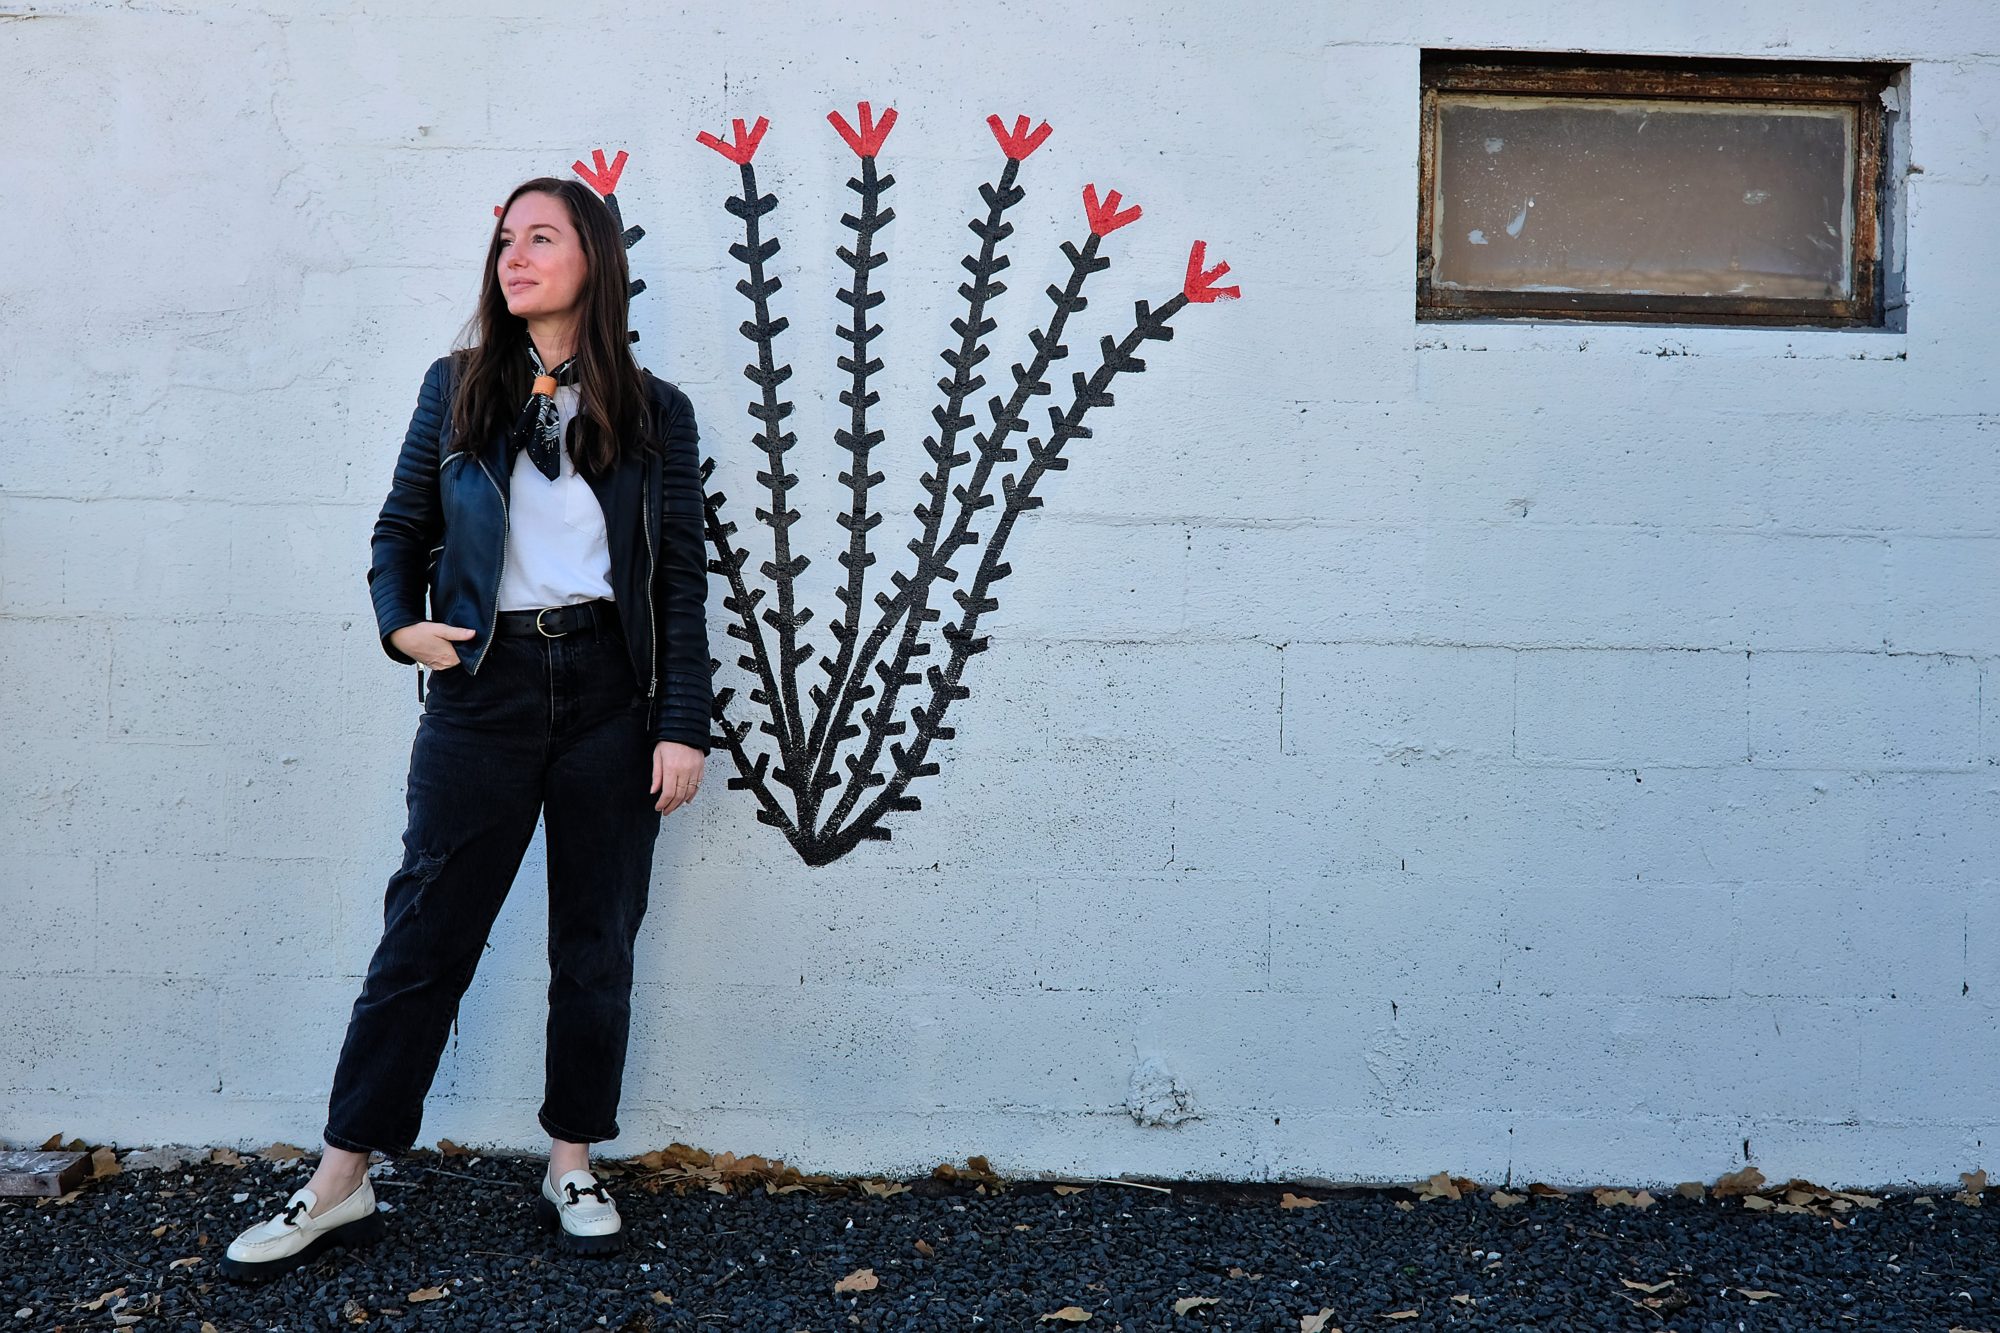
[3,0,1996,1190]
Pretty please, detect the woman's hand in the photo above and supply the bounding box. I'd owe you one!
[650,741,704,815]
[390,621,478,670]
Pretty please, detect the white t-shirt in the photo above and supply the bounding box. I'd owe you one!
[496,384,616,612]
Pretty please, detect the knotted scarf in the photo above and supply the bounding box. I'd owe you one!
[510,343,581,481]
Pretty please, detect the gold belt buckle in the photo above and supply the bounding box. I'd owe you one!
[535,607,568,638]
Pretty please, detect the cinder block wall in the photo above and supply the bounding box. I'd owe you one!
[3,0,1995,1189]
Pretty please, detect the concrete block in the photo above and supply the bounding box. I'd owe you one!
[1269,868,1507,998]
[0,974,218,1095]
[0,856,97,975]
[0,617,112,742]
[1855,997,2000,1122]
[1128,992,1382,1115]
[1760,413,2000,537]
[1734,879,1966,1002]
[1517,647,1747,765]
[1036,873,1268,993]
[1887,537,2000,655]
[213,974,358,1099]
[978,516,1187,641]
[1503,878,1735,999]
[109,616,347,742]
[1183,524,1430,643]
[1749,650,1980,767]
[1867,771,2000,884]
[1282,642,1514,761]
[96,853,343,979]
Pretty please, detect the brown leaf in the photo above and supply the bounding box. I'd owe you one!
[1957,1169,1989,1206]
[859,1179,910,1198]
[914,1238,936,1258]
[1393,1199,1414,1211]
[436,1138,470,1158]
[150,1224,168,1238]
[90,1146,121,1178]
[256,1143,307,1162]
[1833,1190,1882,1209]
[1489,1191,1528,1208]
[407,1286,449,1302]
[202,1324,219,1333]
[1712,1165,1765,1197]
[833,1267,879,1294]
[1674,1181,1706,1199]
[1620,1278,1674,1294]
[1039,1307,1092,1323]
[1736,1288,1778,1301]
[1526,1182,1567,1198]
[1053,1184,1086,1196]
[1740,1194,1775,1212]
[1415,1171,1461,1201]
[1279,1192,1321,1209]
[1299,1310,1341,1333]
[1450,1293,1473,1304]
[208,1147,243,1168]
[650,1291,672,1305]
[1383,1311,1420,1321]
[1592,1189,1655,1210]
[1175,1295,1220,1315]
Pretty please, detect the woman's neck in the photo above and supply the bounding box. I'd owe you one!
[526,317,578,368]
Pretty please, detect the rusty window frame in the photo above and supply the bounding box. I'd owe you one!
[1416,50,1897,328]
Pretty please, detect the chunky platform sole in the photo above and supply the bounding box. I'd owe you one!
[534,1195,626,1255]
[215,1208,385,1283]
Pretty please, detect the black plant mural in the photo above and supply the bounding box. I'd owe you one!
[567,109,1238,865]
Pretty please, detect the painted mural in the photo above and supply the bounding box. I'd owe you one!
[548,107,1238,864]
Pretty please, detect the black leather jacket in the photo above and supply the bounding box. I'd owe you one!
[366,352,713,753]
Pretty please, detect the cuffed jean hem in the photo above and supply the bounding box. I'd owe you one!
[539,1109,618,1145]
[322,1126,400,1157]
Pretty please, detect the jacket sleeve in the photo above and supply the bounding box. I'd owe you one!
[653,387,715,751]
[367,354,452,665]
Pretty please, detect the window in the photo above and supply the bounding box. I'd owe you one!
[1417,51,1901,327]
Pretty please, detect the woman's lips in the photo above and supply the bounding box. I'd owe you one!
[506,280,536,292]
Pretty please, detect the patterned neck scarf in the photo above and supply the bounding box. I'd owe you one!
[511,342,581,481]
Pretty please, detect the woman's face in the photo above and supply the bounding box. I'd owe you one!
[497,191,588,329]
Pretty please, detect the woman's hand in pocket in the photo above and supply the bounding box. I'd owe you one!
[390,622,477,671]
[650,742,704,815]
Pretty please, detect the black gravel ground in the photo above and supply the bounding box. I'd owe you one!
[4,1145,1998,1332]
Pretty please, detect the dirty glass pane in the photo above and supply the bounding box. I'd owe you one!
[1432,95,1855,299]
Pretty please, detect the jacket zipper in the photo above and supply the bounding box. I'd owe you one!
[472,451,510,676]
[643,452,658,722]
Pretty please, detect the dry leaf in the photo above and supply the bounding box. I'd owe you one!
[202,1324,219,1333]
[1592,1189,1655,1209]
[1674,1181,1706,1199]
[860,1179,910,1198]
[1039,1307,1092,1323]
[1383,1311,1419,1321]
[1393,1199,1414,1211]
[1300,1310,1341,1333]
[1741,1194,1775,1212]
[1175,1296,1220,1315]
[1053,1184,1086,1196]
[80,1288,127,1312]
[833,1267,879,1294]
[1736,1288,1778,1301]
[1833,1191,1882,1209]
[1712,1165,1765,1197]
[208,1148,243,1168]
[1416,1171,1461,1201]
[1620,1278,1673,1294]
[650,1291,672,1305]
[1526,1182,1567,1198]
[1450,1294,1472,1305]
[256,1143,306,1162]
[168,1257,202,1269]
[1957,1170,1988,1206]
[1489,1191,1528,1208]
[436,1138,470,1158]
[150,1224,168,1237]
[407,1287,449,1302]
[90,1146,121,1178]
[340,1297,370,1324]
[914,1238,936,1257]
[1279,1192,1321,1209]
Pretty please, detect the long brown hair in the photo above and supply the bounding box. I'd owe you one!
[446,177,659,477]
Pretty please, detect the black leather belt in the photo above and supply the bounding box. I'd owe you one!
[494,599,617,639]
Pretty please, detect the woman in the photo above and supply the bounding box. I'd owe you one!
[219,176,713,1281]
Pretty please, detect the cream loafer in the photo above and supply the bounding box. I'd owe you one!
[535,1166,624,1254]
[217,1177,382,1282]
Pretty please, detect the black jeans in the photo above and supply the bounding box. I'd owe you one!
[324,609,662,1156]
